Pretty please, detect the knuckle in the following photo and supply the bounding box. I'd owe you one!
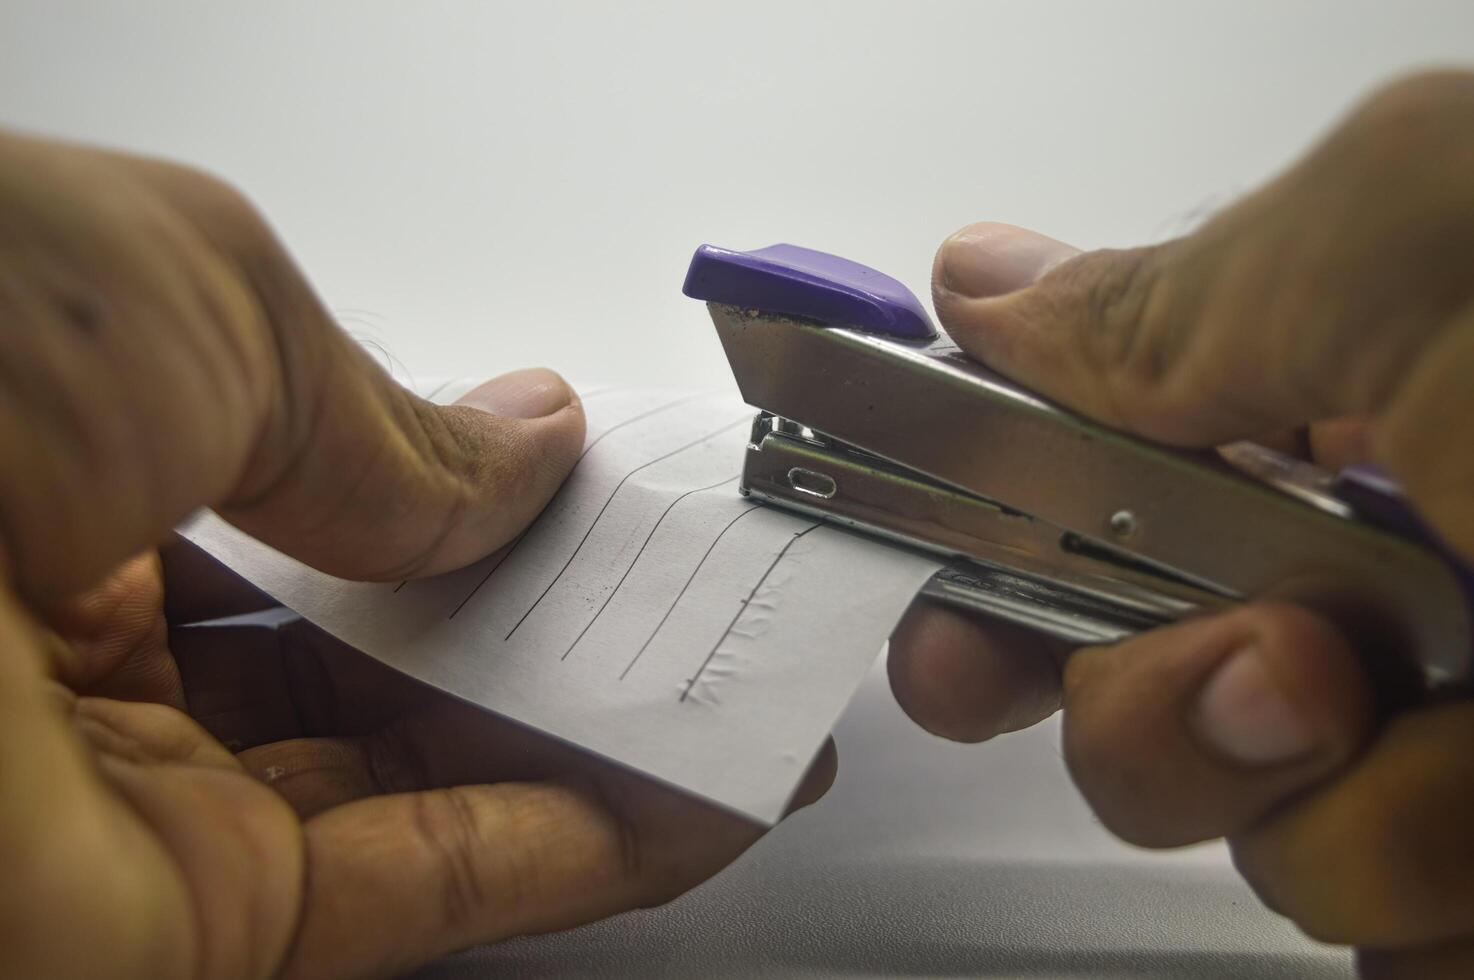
[362,725,425,795]
[1060,679,1179,846]
[375,400,490,577]
[1357,937,1474,980]
[1063,720,1205,848]
[1231,706,1474,946]
[406,782,648,935]
[1049,245,1178,425]
[1235,806,1405,946]
[409,787,499,931]
[1074,248,1166,376]
[1224,601,1352,673]
[1232,600,1326,644]
[572,775,646,889]
[1073,772,1179,848]
[528,774,676,910]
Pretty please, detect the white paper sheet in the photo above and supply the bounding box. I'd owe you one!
[182,382,941,823]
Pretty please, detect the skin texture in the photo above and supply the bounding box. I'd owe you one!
[0,132,834,979]
[888,71,1474,977]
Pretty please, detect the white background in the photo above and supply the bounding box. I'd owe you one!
[4,1,1473,391]
[5,3,1473,975]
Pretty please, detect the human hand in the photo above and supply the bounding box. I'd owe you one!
[0,131,832,979]
[889,71,1474,977]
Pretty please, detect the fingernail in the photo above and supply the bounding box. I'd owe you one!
[457,368,575,419]
[938,222,1080,299]
[1196,646,1317,765]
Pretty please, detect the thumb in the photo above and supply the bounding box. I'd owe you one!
[223,361,585,582]
[1061,602,1374,848]
[932,75,1474,554]
[0,133,585,598]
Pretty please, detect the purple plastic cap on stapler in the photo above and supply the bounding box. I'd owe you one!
[682,243,937,341]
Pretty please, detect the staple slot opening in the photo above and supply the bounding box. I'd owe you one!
[1058,532,1235,597]
[787,467,838,499]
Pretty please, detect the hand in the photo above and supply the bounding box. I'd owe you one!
[890,71,1474,977]
[0,132,833,979]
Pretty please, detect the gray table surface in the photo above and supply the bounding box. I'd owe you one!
[414,658,1351,979]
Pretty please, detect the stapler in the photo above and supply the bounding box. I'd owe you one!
[683,243,1474,688]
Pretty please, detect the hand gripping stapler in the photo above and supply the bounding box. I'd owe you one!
[683,243,1474,691]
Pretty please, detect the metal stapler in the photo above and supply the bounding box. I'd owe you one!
[683,242,1474,689]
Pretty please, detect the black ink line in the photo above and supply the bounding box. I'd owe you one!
[393,581,407,593]
[576,391,711,462]
[445,539,515,616]
[503,415,749,640]
[679,523,820,702]
[561,475,740,660]
[619,503,765,680]
[577,384,645,402]
[444,391,713,619]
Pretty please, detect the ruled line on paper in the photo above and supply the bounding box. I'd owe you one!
[561,474,740,661]
[680,523,820,702]
[446,540,517,620]
[618,503,765,680]
[179,380,945,826]
[503,415,750,640]
[444,390,717,619]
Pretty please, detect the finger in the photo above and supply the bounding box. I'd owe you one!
[0,133,586,600]
[240,729,838,823]
[1060,602,1373,847]
[0,587,203,980]
[1306,416,1374,470]
[932,74,1474,554]
[1374,305,1474,555]
[934,75,1474,442]
[280,773,775,980]
[1241,425,1312,460]
[93,752,302,980]
[278,781,713,978]
[787,738,839,814]
[931,221,1080,299]
[41,551,183,709]
[888,599,1065,742]
[1231,702,1474,948]
[71,694,241,770]
[1233,415,1370,468]
[232,361,583,581]
[1359,936,1474,980]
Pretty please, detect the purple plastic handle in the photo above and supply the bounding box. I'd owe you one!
[1334,464,1474,617]
[682,243,937,341]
